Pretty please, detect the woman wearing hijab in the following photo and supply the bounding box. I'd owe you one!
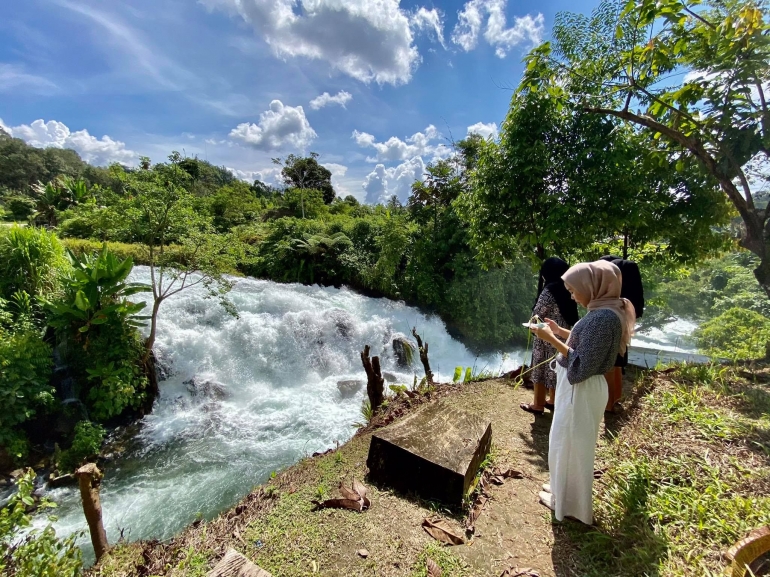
[520,257,579,415]
[599,255,645,412]
[530,260,635,524]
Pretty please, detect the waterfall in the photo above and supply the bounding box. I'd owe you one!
[39,267,526,563]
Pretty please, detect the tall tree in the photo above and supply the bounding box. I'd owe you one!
[273,153,336,205]
[521,0,770,293]
[110,154,238,362]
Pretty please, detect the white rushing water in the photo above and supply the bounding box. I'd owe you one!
[40,267,527,561]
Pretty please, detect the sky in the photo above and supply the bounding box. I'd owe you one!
[0,0,597,204]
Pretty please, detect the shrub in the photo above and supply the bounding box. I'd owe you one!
[694,307,770,360]
[45,246,151,421]
[58,420,105,473]
[0,469,82,577]
[0,226,69,302]
[0,327,55,454]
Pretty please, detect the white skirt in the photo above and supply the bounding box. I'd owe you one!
[548,362,608,524]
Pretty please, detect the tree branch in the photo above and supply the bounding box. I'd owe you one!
[583,105,748,213]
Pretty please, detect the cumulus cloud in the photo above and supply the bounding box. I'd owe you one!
[452,0,544,57]
[228,166,282,185]
[309,90,353,110]
[229,100,316,151]
[201,0,421,85]
[4,119,136,165]
[363,156,426,205]
[352,125,441,162]
[322,162,353,197]
[411,7,446,47]
[467,121,498,139]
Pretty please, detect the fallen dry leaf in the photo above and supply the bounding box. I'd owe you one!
[357,549,369,558]
[500,567,540,577]
[494,468,524,479]
[490,475,506,485]
[339,484,360,502]
[422,517,465,546]
[352,478,371,508]
[311,498,363,512]
[466,494,489,531]
[426,558,442,576]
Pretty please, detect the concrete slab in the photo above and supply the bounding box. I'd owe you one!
[366,399,492,507]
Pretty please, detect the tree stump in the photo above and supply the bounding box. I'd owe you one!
[75,463,108,562]
[361,345,385,411]
[411,327,433,385]
[208,548,272,577]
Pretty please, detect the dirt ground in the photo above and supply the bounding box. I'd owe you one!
[92,375,635,577]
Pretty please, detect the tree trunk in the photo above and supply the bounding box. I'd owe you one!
[75,464,108,562]
[361,345,385,412]
[142,349,160,415]
[144,297,163,362]
[411,327,433,385]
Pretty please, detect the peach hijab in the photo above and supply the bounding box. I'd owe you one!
[561,260,636,354]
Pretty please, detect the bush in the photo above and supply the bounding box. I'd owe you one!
[694,307,770,360]
[0,226,69,302]
[0,328,55,453]
[58,421,105,473]
[0,469,82,577]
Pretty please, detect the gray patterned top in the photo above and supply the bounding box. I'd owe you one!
[557,309,622,384]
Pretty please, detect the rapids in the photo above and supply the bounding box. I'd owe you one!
[37,267,528,562]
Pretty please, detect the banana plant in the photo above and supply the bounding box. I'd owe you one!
[44,245,151,334]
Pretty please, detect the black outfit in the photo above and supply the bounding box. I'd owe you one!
[530,258,580,388]
[599,255,645,368]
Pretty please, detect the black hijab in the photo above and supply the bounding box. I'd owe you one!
[536,257,579,326]
[599,255,645,319]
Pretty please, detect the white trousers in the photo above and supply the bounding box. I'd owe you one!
[548,363,608,525]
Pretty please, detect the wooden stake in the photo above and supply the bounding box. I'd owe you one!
[361,345,385,411]
[75,463,109,562]
[412,327,433,385]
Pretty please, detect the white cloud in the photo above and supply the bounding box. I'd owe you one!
[229,100,316,151]
[363,156,426,204]
[411,7,446,47]
[352,125,441,162]
[182,132,196,140]
[201,0,421,85]
[228,166,282,185]
[309,90,353,110]
[467,121,498,139]
[0,63,58,94]
[4,119,136,165]
[322,162,353,197]
[0,118,10,134]
[452,0,543,57]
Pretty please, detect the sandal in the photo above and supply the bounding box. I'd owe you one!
[539,491,554,511]
[542,483,551,493]
[520,403,544,415]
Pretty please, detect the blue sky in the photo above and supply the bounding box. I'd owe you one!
[0,0,595,203]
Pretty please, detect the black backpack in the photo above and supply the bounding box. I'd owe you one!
[599,256,645,319]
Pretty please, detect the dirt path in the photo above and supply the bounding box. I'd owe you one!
[95,376,634,577]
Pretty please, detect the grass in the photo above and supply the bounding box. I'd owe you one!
[567,363,770,577]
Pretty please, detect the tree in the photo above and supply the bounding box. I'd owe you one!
[456,91,617,264]
[112,155,238,363]
[522,0,770,293]
[273,152,336,206]
[456,89,731,266]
